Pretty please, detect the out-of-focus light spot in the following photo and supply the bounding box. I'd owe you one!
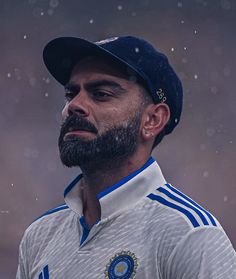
[41,11,44,16]
[49,0,59,8]
[224,195,228,202]
[135,47,139,53]
[45,93,49,97]
[194,30,198,34]
[177,2,183,8]
[194,74,198,79]
[11,183,14,187]
[0,210,9,214]
[35,197,39,201]
[182,57,188,64]
[7,73,11,78]
[206,127,215,137]
[89,19,94,24]
[47,9,54,15]
[210,86,218,95]
[131,11,137,16]
[171,47,175,52]
[220,0,231,10]
[174,118,178,123]
[229,140,233,144]
[183,46,187,50]
[181,20,185,24]
[117,5,123,10]
[203,171,209,178]
[43,77,50,83]
[23,35,27,39]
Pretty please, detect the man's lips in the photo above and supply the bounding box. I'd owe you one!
[64,129,97,139]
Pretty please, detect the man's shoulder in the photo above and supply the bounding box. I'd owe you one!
[144,183,220,231]
[23,203,72,240]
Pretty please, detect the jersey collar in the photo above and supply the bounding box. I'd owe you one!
[64,157,166,220]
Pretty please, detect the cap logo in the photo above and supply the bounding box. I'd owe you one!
[95,37,119,45]
[156,88,167,102]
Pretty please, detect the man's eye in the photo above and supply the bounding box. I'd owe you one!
[93,91,112,99]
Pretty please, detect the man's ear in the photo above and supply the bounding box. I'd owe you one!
[141,103,170,141]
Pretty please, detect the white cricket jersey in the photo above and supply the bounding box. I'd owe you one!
[16,157,236,279]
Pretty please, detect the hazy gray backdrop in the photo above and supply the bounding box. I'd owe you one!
[1,0,235,278]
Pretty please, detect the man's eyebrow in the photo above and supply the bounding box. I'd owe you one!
[64,82,80,92]
[64,80,127,94]
[85,80,127,93]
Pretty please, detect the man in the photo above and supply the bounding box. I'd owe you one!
[17,36,236,278]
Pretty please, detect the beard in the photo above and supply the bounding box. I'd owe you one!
[58,111,142,169]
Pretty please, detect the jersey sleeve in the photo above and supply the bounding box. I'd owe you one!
[165,227,236,279]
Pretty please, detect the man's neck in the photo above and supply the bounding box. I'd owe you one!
[79,153,150,228]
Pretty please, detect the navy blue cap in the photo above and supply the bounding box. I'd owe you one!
[43,36,183,134]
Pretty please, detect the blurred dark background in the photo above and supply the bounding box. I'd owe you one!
[0,0,235,277]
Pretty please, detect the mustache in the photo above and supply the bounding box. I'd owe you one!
[60,114,98,137]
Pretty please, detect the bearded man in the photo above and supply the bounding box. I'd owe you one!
[16,36,236,279]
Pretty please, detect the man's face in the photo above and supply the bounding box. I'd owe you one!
[58,57,147,168]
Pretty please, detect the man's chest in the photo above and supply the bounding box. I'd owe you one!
[29,215,162,279]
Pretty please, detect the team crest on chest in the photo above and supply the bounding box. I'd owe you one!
[105,250,138,279]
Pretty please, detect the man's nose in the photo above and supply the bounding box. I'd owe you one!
[66,91,90,117]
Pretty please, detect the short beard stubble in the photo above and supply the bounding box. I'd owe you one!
[58,110,143,170]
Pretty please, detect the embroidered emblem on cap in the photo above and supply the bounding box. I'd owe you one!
[96,37,119,45]
[105,250,138,279]
[156,88,167,103]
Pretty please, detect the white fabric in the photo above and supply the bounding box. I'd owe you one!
[16,158,236,279]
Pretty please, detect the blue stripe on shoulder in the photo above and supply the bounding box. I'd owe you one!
[33,204,69,223]
[157,187,209,226]
[147,193,200,228]
[166,184,217,226]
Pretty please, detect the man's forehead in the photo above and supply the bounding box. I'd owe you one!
[71,56,138,82]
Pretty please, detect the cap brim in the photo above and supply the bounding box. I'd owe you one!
[43,37,137,86]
